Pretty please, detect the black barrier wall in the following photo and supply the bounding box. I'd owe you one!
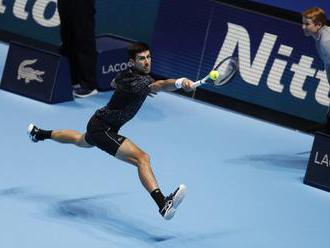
[304,132,330,192]
[0,42,73,103]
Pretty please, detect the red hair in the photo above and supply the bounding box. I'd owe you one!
[302,7,327,26]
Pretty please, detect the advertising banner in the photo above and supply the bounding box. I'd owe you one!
[0,42,73,103]
[96,36,131,91]
[152,0,329,123]
[304,132,330,192]
[201,3,329,123]
[0,0,160,45]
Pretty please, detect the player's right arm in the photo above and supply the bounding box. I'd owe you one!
[149,78,194,92]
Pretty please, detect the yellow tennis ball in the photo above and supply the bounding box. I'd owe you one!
[209,70,219,80]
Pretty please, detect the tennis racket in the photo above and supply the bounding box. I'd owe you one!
[193,56,238,88]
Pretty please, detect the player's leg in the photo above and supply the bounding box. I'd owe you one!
[51,130,92,147]
[83,122,173,217]
[115,139,186,220]
[27,124,93,148]
[115,138,159,193]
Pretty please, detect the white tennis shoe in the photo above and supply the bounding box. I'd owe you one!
[160,184,186,220]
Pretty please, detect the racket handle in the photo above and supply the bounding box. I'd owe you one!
[192,77,208,88]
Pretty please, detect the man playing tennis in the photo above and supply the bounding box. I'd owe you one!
[27,42,194,220]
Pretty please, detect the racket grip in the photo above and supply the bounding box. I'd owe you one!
[192,81,202,87]
[192,77,208,88]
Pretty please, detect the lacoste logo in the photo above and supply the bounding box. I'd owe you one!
[17,59,45,84]
[102,61,134,74]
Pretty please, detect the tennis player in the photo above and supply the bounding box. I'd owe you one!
[27,42,194,220]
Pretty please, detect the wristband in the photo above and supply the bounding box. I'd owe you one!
[175,78,186,89]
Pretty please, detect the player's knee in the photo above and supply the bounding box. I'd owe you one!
[136,152,150,167]
[76,135,92,148]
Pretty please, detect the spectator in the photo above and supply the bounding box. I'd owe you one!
[302,7,330,134]
[57,0,98,98]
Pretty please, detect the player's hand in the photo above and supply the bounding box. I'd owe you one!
[182,79,194,92]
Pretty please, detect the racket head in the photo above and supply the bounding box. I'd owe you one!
[212,56,238,86]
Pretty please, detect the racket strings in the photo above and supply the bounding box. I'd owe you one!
[213,57,238,86]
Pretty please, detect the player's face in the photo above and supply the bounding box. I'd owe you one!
[302,17,321,37]
[133,50,151,74]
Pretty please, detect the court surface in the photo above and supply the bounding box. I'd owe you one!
[1,42,330,248]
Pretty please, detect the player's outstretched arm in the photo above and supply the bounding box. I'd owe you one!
[149,78,194,92]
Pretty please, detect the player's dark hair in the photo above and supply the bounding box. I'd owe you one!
[128,42,150,60]
[303,7,327,26]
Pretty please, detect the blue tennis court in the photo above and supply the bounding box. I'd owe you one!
[1,41,330,248]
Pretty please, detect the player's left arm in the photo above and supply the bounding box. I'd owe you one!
[149,78,194,92]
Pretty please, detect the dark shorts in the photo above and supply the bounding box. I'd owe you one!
[85,115,126,156]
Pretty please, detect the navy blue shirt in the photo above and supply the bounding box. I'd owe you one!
[95,68,154,130]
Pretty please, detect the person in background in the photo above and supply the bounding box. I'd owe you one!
[302,7,330,134]
[57,0,98,98]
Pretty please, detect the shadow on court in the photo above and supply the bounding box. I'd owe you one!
[225,153,309,171]
[51,197,176,243]
[0,187,176,244]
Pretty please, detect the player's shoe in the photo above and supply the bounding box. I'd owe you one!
[160,184,186,220]
[27,123,42,142]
